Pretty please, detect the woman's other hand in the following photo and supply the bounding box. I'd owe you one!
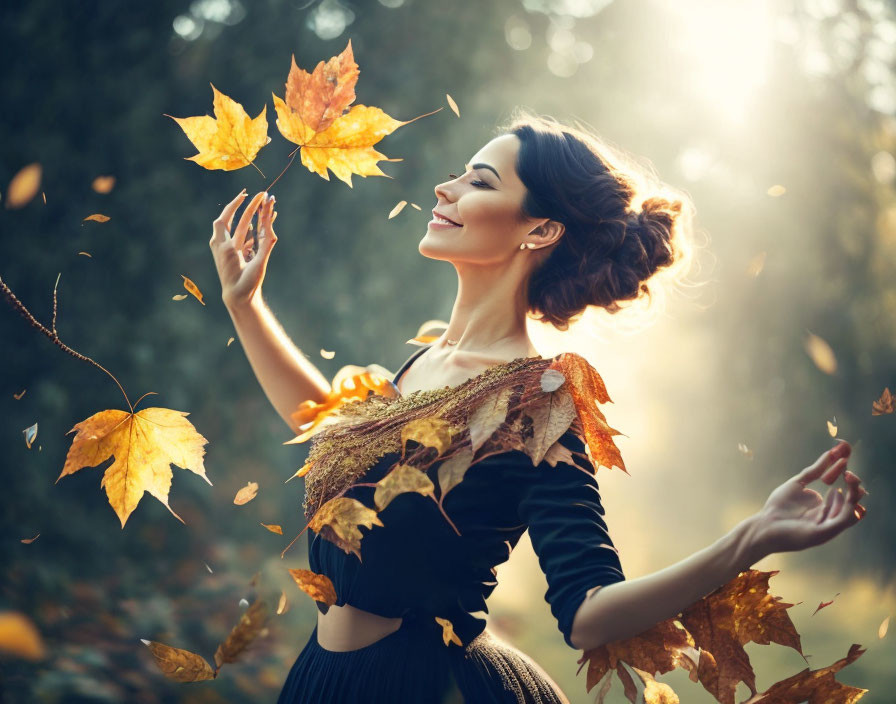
[209,189,278,309]
[749,441,868,560]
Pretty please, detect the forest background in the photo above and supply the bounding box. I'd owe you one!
[2,0,895,702]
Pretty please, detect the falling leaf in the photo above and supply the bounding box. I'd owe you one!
[5,163,42,209]
[287,568,338,608]
[0,612,46,660]
[740,644,867,703]
[77,252,93,258]
[277,592,289,615]
[83,213,110,223]
[307,496,383,560]
[234,482,258,505]
[272,40,418,187]
[166,83,271,172]
[872,387,893,415]
[767,184,786,197]
[373,463,434,511]
[388,200,407,218]
[204,562,214,573]
[57,407,211,528]
[737,442,754,460]
[745,251,766,278]
[827,418,837,436]
[446,94,460,117]
[320,348,335,359]
[260,522,283,535]
[434,616,463,646]
[91,175,116,193]
[227,337,235,346]
[172,294,188,301]
[812,592,840,616]
[13,389,26,400]
[238,598,249,609]
[878,616,889,639]
[181,275,205,305]
[20,533,40,544]
[41,191,46,204]
[141,639,216,682]
[804,331,837,375]
[410,203,421,210]
[23,422,37,449]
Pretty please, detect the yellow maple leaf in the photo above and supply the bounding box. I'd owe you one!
[166,83,271,172]
[57,407,211,528]
[272,40,412,187]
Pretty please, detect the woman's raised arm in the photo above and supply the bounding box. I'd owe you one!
[210,190,332,434]
[569,440,867,651]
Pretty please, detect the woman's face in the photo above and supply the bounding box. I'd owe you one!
[422,134,545,264]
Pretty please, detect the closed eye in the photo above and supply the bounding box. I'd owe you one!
[448,173,490,188]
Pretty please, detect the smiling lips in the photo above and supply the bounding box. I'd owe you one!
[432,210,462,226]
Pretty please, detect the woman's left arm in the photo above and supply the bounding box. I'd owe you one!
[570,440,868,652]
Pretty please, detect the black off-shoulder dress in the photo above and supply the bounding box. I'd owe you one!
[277,345,626,704]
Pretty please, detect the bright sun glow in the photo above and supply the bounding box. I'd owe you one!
[667,0,775,127]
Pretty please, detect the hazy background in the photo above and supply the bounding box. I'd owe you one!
[2,0,894,701]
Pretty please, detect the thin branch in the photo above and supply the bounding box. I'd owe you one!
[0,273,134,413]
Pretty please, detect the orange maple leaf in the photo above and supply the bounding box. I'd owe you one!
[272,40,414,187]
[166,83,271,172]
[57,407,210,528]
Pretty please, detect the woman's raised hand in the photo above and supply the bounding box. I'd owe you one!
[749,440,868,560]
[209,189,278,309]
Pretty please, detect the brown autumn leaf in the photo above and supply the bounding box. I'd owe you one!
[740,643,867,703]
[260,522,283,535]
[272,39,416,187]
[0,612,46,660]
[57,407,211,528]
[551,353,628,474]
[214,597,270,668]
[20,533,40,544]
[372,463,434,511]
[5,163,42,209]
[811,592,840,615]
[13,389,26,400]
[307,496,383,560]
[77,251,92,258]
[141,639,216,682]
[181,275,205,305]
[234,482,258,505]
[629,665,679,704]
[166,83,270,172]
[83,213,110,222]
[577,570,806,704]
[287,568,338,609]
[400,416,455,456]
[91,175,116,193]
[434,616,463,647]
[872,387,893,415]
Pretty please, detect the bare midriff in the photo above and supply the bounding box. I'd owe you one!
[316,603,404,652]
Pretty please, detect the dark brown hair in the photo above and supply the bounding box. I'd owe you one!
[495,109,704,331]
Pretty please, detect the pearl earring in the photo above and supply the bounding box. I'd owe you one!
[519,242,536,249]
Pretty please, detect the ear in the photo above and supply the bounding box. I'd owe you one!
[529,219,565,248]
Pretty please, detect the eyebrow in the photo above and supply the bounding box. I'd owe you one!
[465,162,502,182]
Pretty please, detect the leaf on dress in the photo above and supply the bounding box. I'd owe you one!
[468,386,513,453]
[400,416,454,456]
[308,496,384,561]
[373,464,434,511]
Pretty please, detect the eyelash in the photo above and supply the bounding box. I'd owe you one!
[448,173,489,188]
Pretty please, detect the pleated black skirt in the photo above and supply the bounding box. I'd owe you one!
[277,611,571,704]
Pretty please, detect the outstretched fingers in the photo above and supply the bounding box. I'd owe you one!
[794,441,851,487]
[211,189,247,246]
[233,191,268,253]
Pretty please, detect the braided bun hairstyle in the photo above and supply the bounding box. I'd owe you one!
[497,109,703,331]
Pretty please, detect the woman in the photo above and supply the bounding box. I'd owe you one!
[209,112,867,703]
